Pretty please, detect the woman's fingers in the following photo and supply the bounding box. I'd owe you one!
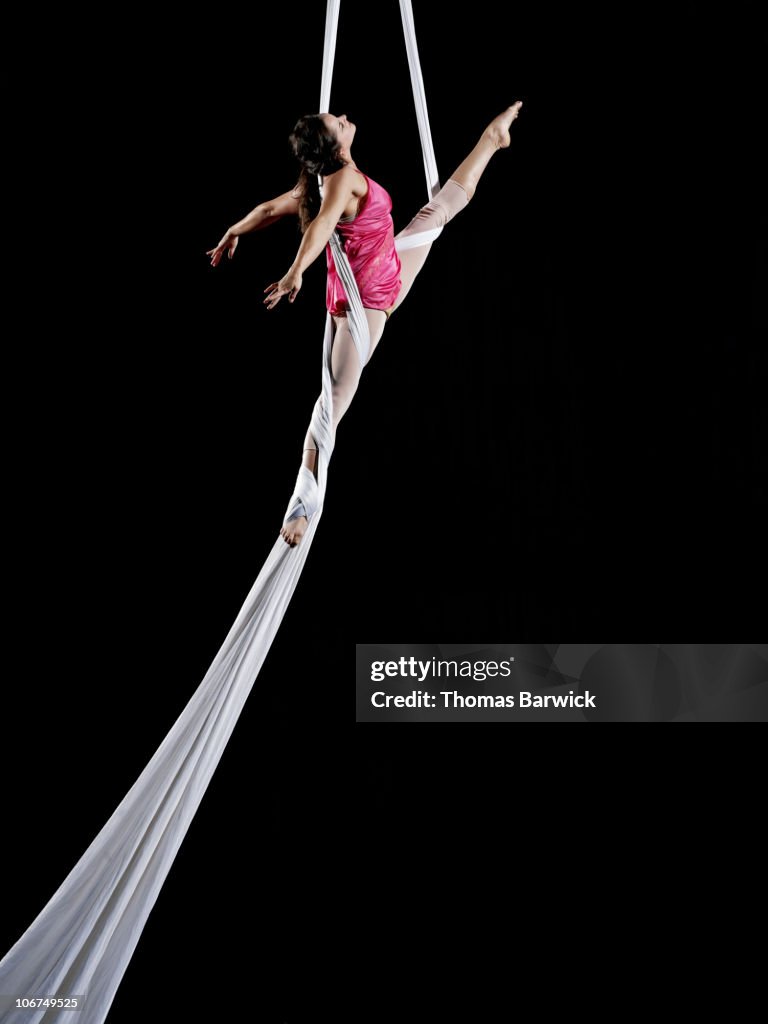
[262,279,298,310]
[206,241,241,266]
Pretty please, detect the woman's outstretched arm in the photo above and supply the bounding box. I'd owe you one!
[263,166,357,309]
[206,189,300,267]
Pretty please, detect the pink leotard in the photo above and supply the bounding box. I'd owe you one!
[325,171,402,317]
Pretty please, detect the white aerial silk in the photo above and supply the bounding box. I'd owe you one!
[0,3,440,1022]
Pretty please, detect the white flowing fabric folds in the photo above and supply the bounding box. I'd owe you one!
[0,3,439,1022]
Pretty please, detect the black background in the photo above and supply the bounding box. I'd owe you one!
[4,2,765,1019]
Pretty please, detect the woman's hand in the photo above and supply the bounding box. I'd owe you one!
[263,269,303,310]
[206,231,238,267]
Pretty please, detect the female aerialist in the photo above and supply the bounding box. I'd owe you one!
[207,101,523,546]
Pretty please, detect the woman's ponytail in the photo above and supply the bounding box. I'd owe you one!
[289,115,347,233]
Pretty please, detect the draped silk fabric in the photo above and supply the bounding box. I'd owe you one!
[0,3,443,1022]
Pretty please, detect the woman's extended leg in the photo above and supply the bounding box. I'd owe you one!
[280,308,387,546]
[387,101,523,317]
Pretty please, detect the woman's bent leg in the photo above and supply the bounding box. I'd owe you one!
[281,308,387,546]
[329,308,389,421]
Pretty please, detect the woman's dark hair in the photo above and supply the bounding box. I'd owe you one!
[289,114,347,233]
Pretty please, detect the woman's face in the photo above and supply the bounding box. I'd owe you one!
[321,112,356,151]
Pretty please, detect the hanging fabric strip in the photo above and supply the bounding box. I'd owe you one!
[394,0,444,253]
[399,0,441,201]
[319,0,372,372]
[0,3,437,1022]
[319,0,340,114]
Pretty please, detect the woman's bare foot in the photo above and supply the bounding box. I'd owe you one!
[487,102,523,149]
[280,515,308,547]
